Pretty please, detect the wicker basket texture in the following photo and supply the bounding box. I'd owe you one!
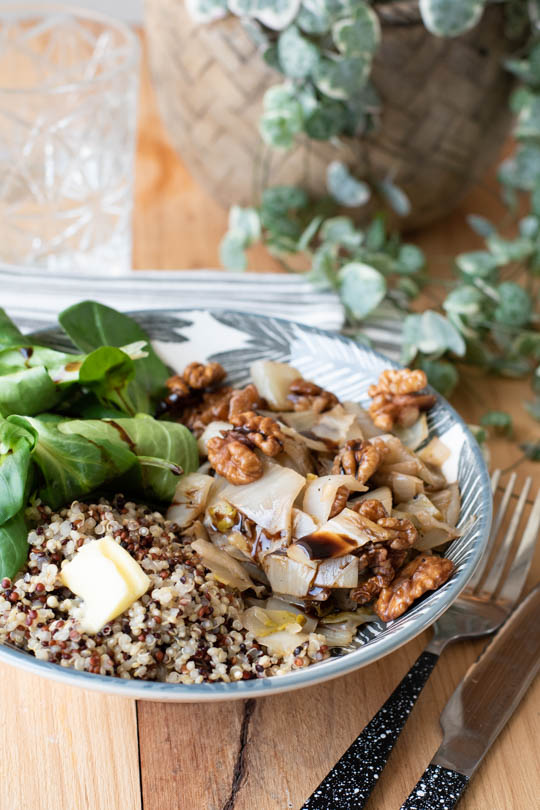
[145,1,515,228]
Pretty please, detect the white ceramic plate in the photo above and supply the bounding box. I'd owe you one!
[0,309,492,701]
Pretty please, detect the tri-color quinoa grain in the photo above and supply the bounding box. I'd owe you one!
[0,497,329,682]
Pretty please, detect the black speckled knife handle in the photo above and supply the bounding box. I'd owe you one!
[301,650,439,810]
[400,764,469,809]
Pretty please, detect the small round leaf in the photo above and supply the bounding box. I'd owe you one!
[455,251,498,278]
[305,98,349,139]
[338,262,386,319]
[332,4,380,57]
[494,282,533,328]
[314,55,370,100]
[277,25,319,78]
[228,206,261,245]
[466,214,496,238]
[320,216,363,249]
[219,231,248,271]
[297,2,331,33]
[256,0,302,30]
[415,311,466,357]
[259,106,303,149]
[419,0,485,37]
[378,179,411,217]
[397,244,425,274]
[327,161,371,207]
[262,186,309,215]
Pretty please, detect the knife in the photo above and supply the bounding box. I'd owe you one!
[400,583,540,810]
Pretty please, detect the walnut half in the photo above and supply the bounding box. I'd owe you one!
[331,439,383,484]
[229,411,284,457]
[207,434,263,486]
[183,361,226,390]
[287,378,338,413]
[207,412,285,484]
[368,368,436,431]
[374,553,454,621]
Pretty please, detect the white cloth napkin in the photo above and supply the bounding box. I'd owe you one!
[1,266,402,361]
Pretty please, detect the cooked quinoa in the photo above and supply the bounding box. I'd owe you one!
[0,497,329,682]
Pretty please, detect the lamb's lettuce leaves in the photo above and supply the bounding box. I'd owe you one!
[0,366,60,417]
[59,415,199,501]
[0,309,27,350]
[0,419,35,525]
[0,510,29,580]
[8,415,134,510]
[7,413,198,509]
[59,301,170,411]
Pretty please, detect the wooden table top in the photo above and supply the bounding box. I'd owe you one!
[2,41,539,810]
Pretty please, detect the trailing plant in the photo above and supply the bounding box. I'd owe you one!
[219,187,540,421]
[187,0,531,209]
[186,0,539,434]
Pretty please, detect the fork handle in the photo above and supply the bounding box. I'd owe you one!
[301,651,439,809]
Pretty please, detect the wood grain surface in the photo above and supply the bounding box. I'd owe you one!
[0,37,539,810]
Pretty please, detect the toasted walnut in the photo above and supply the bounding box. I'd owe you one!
[158,364,228,421]
[370,368,427,397]
[228,384,266,418]
[351,574,389,605]
[207,434,263,485]
[287,379,338,413]
[165,375,191,398]
[329,485,349,519]
[230,411,284,457]
[370,392,437,431]
[331,439,382,483]
[183,387,234,435]
[368,368,436,431]
[352,498,388,522]
[183,361,226,390]
[377,517,418,550]
[355,543,393,578]
[375,554,454,622]
[389,548,409,570]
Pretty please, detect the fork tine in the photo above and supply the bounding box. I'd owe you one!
[467,470,510,590]
[491,471,517,542]
[498,487,540,606]
[481,477,532,597]
[490,468,501,496]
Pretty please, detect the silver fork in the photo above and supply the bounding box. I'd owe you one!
[301,471,540,810]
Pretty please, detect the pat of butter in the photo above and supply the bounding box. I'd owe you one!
[60,537,151,634]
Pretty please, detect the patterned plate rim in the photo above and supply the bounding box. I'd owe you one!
[0,308,493,702]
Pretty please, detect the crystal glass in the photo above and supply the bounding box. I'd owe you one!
[0,4,140,274]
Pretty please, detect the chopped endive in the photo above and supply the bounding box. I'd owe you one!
[249,360,302,410]
[191,537,256,592]
[303,474,366,523]
[241,606,311,656]
[244,607,307,637]
[167,472,214,528]
[60,537,150,634]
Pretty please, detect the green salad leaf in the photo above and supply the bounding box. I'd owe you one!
[9,413,197,508]
[8,415,132,510]
[0,419,35,525]
[58,301,170,411]
[111,415,199,500]
[78,346,138,416]
[0,366,60,417]
[61,415,199,502]
[0,309,27,350]
[0,510,29,580]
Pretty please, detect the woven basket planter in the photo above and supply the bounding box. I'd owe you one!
[145,1,515,229]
